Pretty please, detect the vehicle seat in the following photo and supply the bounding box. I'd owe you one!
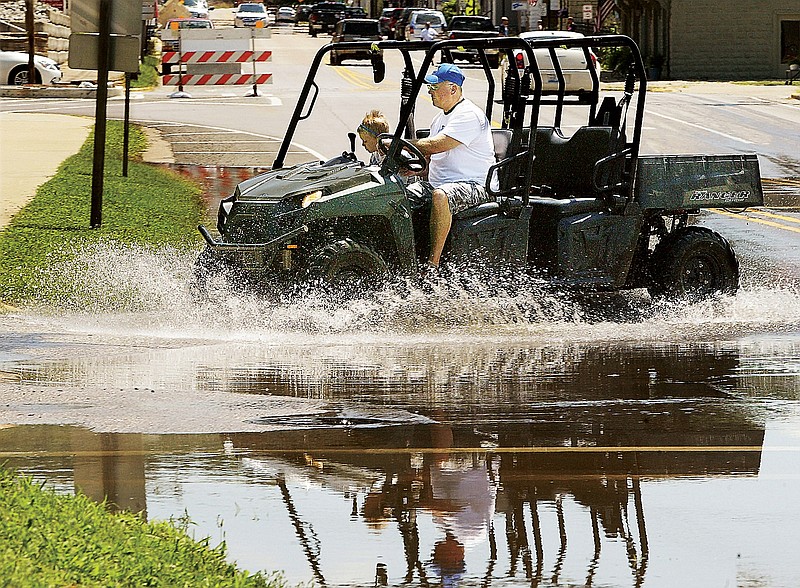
[527,125,624,198]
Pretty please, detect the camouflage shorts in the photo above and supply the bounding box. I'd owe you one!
[406,181,492,215]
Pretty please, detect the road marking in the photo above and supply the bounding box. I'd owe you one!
[712,209,800,234]
[746,209,800,225]
[332,66,398,92]
[647,110,754,144]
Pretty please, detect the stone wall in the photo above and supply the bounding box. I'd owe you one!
[670,0,800,79]
[0,0,70,64]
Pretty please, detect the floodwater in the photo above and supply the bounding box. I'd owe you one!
[1,242,800,587]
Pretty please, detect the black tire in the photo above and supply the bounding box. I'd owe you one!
[303,239,387,297]
[648,226,739,300]
[330,52,340,66]
[9,65,40,85]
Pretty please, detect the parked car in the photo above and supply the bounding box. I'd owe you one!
[385,7,404,38]
[500,30,599,101]
[308,2,347,36]
[181,0,210,19]
[294,4,314,23]
[344,6,367,18]
[276,6,296,22]
[234,2,272,27]
[401,10,446,41]
[329,18,383,65]
[447,15,500,67]
[0,50,61,85]
[159,18,214,72]
[378,7,395,36]
[160,17,214,52]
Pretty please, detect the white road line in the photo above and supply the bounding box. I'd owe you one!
[169,140,278,143]
[647,110,754,144]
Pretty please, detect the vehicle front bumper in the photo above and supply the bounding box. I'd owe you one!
[198,223,309,273]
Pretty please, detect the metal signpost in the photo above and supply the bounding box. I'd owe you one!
[69,0,140,227]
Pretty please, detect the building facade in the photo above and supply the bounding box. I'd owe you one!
[616,0,800,80]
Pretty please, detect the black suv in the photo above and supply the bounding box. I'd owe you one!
[330,19,383,65]
[308,2,346,36]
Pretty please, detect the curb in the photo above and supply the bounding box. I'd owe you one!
[0,84,125,99]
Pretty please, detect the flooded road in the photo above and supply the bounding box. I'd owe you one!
[1,244,800,586]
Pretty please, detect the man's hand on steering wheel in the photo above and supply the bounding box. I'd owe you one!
[377,133,427,174]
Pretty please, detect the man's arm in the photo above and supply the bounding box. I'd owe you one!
[416,134,462,155]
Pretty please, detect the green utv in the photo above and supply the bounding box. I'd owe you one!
[197,35,763,299]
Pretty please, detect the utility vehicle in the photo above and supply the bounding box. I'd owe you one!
[197,35,763,299]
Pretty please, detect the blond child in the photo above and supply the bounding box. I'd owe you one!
[357,110,390,166]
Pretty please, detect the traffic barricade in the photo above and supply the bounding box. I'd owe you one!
[160,26,272,97]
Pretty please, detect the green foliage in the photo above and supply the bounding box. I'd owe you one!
[598,45,632,74]
[441,0,482,23]
[0,121,204,305]
[0,468,284,587]
[131,54,162,89]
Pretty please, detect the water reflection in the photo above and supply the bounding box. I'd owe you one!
[1,340,799,585]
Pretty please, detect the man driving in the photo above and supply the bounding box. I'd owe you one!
[407,63,496,273]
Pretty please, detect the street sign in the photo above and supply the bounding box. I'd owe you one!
[68,32,141,72]
[583,4,593,21]
[71,0,141,35]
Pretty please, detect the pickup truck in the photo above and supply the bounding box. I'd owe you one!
[308,2,347,36]
[446,15,500,68]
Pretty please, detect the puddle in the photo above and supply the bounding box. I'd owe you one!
[2,336,800,586]
[1,235,800,585]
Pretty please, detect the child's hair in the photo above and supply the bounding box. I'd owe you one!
[358,110,390,137]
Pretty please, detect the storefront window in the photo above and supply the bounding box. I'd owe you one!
[781,20,799,63]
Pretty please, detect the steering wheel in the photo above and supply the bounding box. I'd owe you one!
[377,133,427,174]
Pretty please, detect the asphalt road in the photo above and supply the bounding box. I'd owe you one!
[1,22,798,279]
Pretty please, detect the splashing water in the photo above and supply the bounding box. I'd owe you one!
[20,240,800,344]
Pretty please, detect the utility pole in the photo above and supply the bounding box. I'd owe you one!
[25,0,35,84]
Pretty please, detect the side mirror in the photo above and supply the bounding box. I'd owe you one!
[372,55,385,83]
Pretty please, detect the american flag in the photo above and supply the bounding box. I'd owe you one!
[596,0,616,31]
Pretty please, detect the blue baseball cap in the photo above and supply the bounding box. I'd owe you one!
[424,63,465,86]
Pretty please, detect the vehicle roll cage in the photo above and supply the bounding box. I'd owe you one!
[273,34,647,206]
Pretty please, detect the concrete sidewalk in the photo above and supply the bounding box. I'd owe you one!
[0,111,94,227]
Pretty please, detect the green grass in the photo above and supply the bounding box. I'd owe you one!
[0,467,283,587]
[0,121,204,306]
[131,54,162,90]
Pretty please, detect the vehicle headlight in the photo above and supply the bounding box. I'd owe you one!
[300,190,323,208]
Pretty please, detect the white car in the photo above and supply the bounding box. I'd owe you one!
[182,0,210,19]
[0,51,62,85]
[500,31,599,99]
[234,3,273,27]
[276,6,296,23]
[403,10,446,41]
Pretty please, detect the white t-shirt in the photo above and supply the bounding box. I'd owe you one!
[428,98,495,188]
[421,27,437,42]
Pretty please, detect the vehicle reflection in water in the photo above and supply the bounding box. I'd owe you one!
[2,341,799,586]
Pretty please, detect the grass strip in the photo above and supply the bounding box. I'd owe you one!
[0,467,283,587]
[0,120,204,306]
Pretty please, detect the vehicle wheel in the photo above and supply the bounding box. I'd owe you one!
[9,65,41,85]
[303,239,388,297]
[647,227,739,300]
[330,52,339,66]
